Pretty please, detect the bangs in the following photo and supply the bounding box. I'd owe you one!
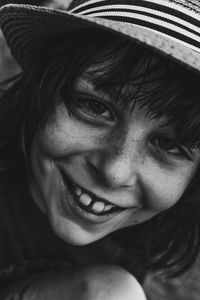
[30,28,200,149]
[83,40,200,149]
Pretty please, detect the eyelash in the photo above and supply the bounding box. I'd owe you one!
[151,136,192,161]
[71,95,115,121]
[165,151,188,161]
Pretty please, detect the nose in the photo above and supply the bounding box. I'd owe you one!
[87,132,141,189]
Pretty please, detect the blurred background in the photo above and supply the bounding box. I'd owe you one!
[0,0,71,80]
[0,1,200,299]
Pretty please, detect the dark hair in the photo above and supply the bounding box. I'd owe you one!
[1,28,200,277]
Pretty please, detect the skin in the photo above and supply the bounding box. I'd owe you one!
[23,265,147,300]
[28,72,200,247]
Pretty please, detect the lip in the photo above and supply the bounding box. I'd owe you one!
[59,169,126,224]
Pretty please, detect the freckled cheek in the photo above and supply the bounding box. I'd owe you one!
[144,169,192,211]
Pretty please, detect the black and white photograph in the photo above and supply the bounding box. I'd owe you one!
[0,1,200,299]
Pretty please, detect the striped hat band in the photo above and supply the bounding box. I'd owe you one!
[1,0,200,71]
[69,0,200,53]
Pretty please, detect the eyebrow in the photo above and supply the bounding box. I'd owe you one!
[82,73,138,109]
[78,75,113,101]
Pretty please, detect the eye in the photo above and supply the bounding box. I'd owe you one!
[72,95,115,121]
[86,100,110,117]
[150,136,192,161]
[153,136,176,151]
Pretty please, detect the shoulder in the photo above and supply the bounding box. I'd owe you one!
[73,264,147,300]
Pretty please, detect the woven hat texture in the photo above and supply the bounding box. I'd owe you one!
[0,0,200,71]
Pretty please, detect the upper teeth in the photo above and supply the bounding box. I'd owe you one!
[75,187,115,213]
[79,194,92,206]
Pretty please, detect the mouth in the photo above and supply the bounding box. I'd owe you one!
[60,170,126,222]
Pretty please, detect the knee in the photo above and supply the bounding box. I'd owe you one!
[76,264,147,300]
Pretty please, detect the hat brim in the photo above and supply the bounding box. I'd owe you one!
[0,4,200,72]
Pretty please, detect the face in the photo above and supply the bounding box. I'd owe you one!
[28,65,200,246]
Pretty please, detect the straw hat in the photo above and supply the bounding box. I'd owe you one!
[0,0,200,72]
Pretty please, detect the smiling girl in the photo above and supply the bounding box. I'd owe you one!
[0,1,200,299]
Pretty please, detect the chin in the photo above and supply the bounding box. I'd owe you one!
[48,211,109,246]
